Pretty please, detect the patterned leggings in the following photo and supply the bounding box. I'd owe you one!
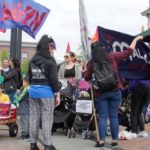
[29,98,54,145]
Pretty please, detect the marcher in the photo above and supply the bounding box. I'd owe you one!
[0,58,21,103]
[58,51,82,79]
[83,36,143,149]
[14,76,30,140]
[2,59,10,72]
[129,80,150,137]
[28,35,61,150]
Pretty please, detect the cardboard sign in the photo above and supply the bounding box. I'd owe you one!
[76,100,92,114]
[0,103,11,119]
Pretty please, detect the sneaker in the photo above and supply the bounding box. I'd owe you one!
[138,131,148,138]
[129,132,137,139]
[31,143,40,150]
[111,142,118,149]
[44,145,56,150]
[94,142,104,148]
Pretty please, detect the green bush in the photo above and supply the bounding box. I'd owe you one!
[21,59,29,76]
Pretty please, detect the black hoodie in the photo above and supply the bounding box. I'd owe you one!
[28,53,60,93]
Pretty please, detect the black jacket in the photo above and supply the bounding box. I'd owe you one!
[29,53,60,93]
[1,68,19,93]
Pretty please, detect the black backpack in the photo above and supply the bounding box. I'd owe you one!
[91,41,118,93]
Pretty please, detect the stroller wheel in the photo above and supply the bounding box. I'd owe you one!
[106,126,111,136]
[9,123,18,137]
[81,130,87,139]
[67,128,76,138]
[72,129,76,138]
[86,131,91,139]
[67,129,72,138]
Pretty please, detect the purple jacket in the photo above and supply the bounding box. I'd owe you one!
[129,80,150,90]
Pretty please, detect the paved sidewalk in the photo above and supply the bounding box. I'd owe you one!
[0,124,150,150]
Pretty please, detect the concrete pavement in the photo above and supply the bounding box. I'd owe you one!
[0,124,150,150]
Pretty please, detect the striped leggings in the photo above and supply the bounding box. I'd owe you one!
[29,98,54,145]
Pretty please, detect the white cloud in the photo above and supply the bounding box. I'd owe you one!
[0,0,149,60]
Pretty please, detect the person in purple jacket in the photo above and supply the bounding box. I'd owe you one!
[129,80,150,137]
[83,35,143,149]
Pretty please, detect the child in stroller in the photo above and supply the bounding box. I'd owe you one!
[67,80,95,139]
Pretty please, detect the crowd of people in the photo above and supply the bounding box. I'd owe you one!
[0,34,150,150]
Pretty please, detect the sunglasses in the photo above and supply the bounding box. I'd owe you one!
[49,42,56,50]
[64,55,69,58]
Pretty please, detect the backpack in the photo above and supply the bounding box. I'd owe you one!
[4,78,17,93]
[93,61,118,93]
[91,41,118,93]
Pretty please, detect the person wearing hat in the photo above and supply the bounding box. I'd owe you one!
[28,35,60,150]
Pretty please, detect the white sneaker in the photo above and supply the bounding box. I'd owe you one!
[130,132,137,139]
[138,131,148,138]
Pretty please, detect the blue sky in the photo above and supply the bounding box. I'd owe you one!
[0,0,149,59]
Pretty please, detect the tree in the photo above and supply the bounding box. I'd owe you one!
[76,44,86,61]
[0,49,29,75]
[0,50,9,61]
[21,59,29,75]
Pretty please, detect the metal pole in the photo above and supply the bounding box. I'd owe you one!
[16,29,22,62]
[10,28,17,59]
[10,28,22,61]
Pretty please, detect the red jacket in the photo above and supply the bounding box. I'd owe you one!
[83,48,134,96]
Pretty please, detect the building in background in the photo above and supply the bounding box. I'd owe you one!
[0,41,36,61]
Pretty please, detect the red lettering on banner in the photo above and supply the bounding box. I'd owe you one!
[11,2,25,22]
[22,9,36,25]
[30,11,47,33]
[0,2,48,35]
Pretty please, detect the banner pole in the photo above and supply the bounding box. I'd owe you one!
[90,85,100,142]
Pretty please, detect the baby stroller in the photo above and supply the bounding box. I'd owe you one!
[0,103,18,137]
[52,79,75,135]
[67,80,95,139]
[119,92,131,131]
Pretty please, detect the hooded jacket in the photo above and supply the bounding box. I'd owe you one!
[29,53,60,93]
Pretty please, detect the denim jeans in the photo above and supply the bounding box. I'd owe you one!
[96,90,122,140]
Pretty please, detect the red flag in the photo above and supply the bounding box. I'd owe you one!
[0,29,6,33]
[92,28,99,42]
[66,41,71,53]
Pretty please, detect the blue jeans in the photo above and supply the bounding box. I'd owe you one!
[96,90,121,140]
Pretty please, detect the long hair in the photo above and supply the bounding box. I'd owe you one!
[36,35,55,58]
[11,58,20,69]
[91,41,109,64]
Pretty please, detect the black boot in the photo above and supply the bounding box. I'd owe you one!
[31,143,40,150]
[44,145,56,150]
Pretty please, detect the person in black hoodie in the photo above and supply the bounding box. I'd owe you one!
[0,58,21,103]
[28,35,61,150]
